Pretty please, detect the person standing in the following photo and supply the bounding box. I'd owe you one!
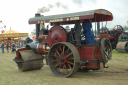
[11,41,16,52]
[1,41,4,53]
[9,43,11,49]
[18,42,22,48]
[6,42,9,53]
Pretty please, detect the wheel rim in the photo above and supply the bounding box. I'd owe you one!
[104,44,112,61]
[48,42,80,77]
[101,38,112,63]
[125,42,128,52]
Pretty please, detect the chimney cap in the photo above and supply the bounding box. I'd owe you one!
[35,13,41,17]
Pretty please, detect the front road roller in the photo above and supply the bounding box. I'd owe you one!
[116,41,128,53]
[14,50,44,71]
[48,42,80,77]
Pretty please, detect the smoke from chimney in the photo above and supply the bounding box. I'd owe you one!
[37,2,68,13]
[73,0,97,6]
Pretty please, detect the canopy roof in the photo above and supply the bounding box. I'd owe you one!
[0,29,28,38]
[29,9,113,25]
[2,30,20,34]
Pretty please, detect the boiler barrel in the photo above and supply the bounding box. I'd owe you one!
[26,42,49,55]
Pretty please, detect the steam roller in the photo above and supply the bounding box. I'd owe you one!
[15,50,43,71]
[116,32,128,53]
[13,9,114,77]
[116,42,128,53]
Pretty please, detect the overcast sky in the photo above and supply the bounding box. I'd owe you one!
[0,0,128,34]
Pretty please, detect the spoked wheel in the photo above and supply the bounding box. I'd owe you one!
[113,25,124,34]
[101,38,112,63]
[48,42,80,77]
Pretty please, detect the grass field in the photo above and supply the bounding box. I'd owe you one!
[0,49,128,85]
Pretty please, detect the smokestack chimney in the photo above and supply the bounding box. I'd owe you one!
[35,13,41,17]
[35,13,41,41]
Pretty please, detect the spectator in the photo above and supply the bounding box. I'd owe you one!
[18,42,22,48]
[16,42,18,49]
[6,42,9,53]
[22,43,24,47]
[11,42,16,52]
[1,41,4,53]
[9,43,11,49]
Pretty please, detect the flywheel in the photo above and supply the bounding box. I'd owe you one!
[48,42,80,77]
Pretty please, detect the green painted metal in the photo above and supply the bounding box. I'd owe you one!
[116,48,125,49]
[116,42,128,52]
[119,39,128,42]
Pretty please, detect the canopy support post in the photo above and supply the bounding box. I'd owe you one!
[35,13,41,41]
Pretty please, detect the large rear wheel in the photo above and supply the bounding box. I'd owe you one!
[48,42,80,77]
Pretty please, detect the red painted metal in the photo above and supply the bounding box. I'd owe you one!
[16,48,31,59]
[77,46,101,69]
[48,25,67,47]
[110,36,115,39]
[39,32,48,43]
[37,43,49,55]
[100,34,110,39]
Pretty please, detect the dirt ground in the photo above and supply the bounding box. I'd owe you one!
[0,49,128,85]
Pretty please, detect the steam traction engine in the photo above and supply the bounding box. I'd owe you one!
[101,25,124,49]
[109,25,124,49]
[14,9,113,77]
